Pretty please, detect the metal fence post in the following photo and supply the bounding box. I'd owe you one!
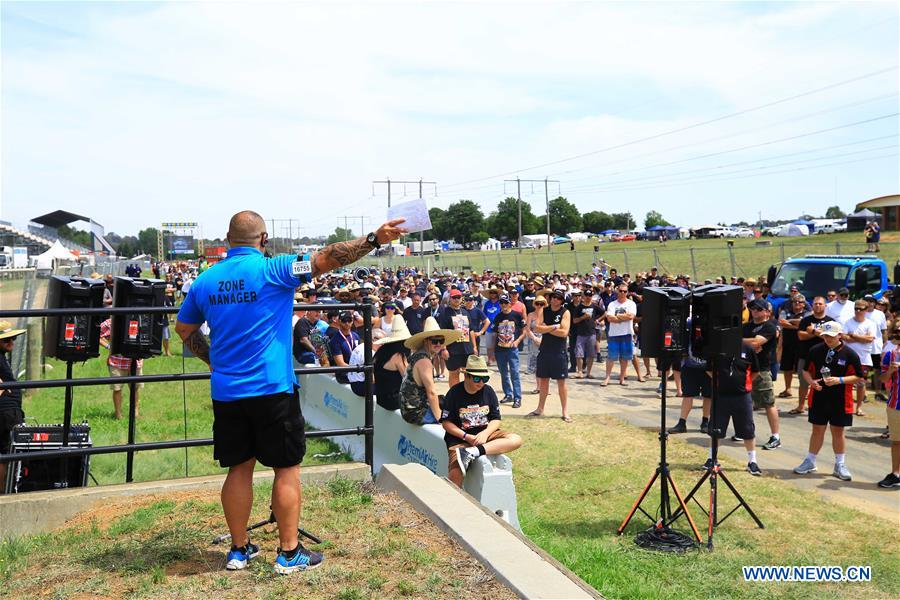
[652,248,659,269]
[836,242,842,254]
[363,303,374,474]
[623,249,630,273]
[689,247,698,281]
[780,243,786,262]
[126,360,138,483]
[728,245,737,277]
[574,250,581,274]
[24,321,41,397]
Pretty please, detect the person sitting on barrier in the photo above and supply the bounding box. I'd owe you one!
[175,210,406,575]
[441,355,523,487]
[372,316,412,410]
[398,317,461,425]
[98,318,144,420]
[348,329,384,397]
[292,306,321,366]
[0,321,27,492]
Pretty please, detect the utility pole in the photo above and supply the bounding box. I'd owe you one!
[505,178,559,253]
[373,178,437,273]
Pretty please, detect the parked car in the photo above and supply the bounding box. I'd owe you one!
[611,234,636,242]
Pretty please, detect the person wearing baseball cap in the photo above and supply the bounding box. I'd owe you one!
[743,298,781,450]
[464,294,490,356]
[441,355,523,487]
[438,288,475,388]
[795,320,861,481]
[0,321,27,490]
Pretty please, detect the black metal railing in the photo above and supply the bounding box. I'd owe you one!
[0,302,375,486]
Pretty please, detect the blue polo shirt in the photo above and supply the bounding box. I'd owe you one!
[177,247,312,401]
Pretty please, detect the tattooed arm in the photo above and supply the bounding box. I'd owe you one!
[174,321,211,368]
[311,219,407,277]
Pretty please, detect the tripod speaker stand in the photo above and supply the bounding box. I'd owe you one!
[617,353,702,546]
[667,356,764,550]
[212,507,322,546]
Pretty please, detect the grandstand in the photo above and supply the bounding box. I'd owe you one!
[0,220,60,256]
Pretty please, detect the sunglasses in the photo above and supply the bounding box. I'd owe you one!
[854,307,866,312]
[428,337,445,344]
[470,375,490,383]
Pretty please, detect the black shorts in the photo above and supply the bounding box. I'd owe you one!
[779,344,798,372]
[681,366,711,398]
[446,353,469,371]
[712,393,755,440]
[808,398,853,427]
[0,406,24,454]
[536,350,568,380]
[212,389,306,468]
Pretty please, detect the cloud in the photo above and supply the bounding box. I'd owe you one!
[1,1,897,236]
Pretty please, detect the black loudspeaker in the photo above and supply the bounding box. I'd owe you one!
[4,423,91,493]
[43,276,105,362]
[110,277,167,359]
[691,284,743,359]
[640,287,691,358]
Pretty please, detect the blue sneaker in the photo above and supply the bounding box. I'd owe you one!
[225,541,260,570]
[274,544,324,574]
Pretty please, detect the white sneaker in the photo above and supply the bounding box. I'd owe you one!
[793,457,817,474]
[833,463,852,481]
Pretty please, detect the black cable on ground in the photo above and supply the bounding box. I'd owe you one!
[634,525,697,553]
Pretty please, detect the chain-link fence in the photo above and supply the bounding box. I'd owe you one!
[359,240,899,280]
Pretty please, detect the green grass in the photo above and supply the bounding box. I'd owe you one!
[21,331,349,486]
[0,479,514,599]
[362,231,900,280]
[513,415,899,599]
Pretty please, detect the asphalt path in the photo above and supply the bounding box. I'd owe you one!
[433,361,900,524]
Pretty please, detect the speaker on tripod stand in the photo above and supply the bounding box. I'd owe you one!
[617,287,702,549]
[669,284,765,550]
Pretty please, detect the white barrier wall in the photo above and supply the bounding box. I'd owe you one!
[298,372,520,529]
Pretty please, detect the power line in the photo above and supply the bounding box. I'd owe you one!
[573,151,898,195]
[552,92,898,183]
[440,65,898,189]
[564,134,898,192]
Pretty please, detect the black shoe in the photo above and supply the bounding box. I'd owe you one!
[700,421,709,434]
[762,435,781,450]
[668,422,687,434]
[730,435,744,442]
[699,458,717,471]
[512,399,521,409]
[877,473,900,488]
[500,395,513,404]
[747,462,762,476]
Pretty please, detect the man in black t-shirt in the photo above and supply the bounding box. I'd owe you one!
[438,289,474,387]
[795,321,860,481]
[402,292,429,335]
[292,308,320,364]
[794,296,833,414]
[777,294,809,399]
[440,356,523,487]
[704,343,762,475]
[743,299,781,450]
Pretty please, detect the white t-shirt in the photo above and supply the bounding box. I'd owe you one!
[866,309,887,354]
[826,299,854,322]
[347,343,366,383]
[606,299,637,337]
[841,317,877,366]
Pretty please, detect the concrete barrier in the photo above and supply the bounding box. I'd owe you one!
[377,463,601,600]
[298,372,521,529]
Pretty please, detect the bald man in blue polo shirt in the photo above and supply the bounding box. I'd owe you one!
[176,210,405,574]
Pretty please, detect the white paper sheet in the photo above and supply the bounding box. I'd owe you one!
[387,197,432,234]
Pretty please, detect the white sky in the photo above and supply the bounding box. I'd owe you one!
[1,1,898,238]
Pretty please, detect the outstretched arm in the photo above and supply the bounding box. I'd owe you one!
[311,219,407,277]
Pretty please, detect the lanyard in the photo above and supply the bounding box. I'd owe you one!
[340,331,357,350]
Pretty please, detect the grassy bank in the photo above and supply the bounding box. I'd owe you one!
[21,332,348,487]
[0,478,514,599]
[512,415,898,599]
[363,231,899,280]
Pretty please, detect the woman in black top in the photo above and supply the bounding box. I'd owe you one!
[372,315,413,411]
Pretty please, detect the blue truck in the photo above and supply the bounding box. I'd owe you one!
[766,255,898,314]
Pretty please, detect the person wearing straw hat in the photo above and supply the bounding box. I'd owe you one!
[371,315,412,411]
[0,321,27,491]
[441,355,523,487]
[398,317,461,425]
